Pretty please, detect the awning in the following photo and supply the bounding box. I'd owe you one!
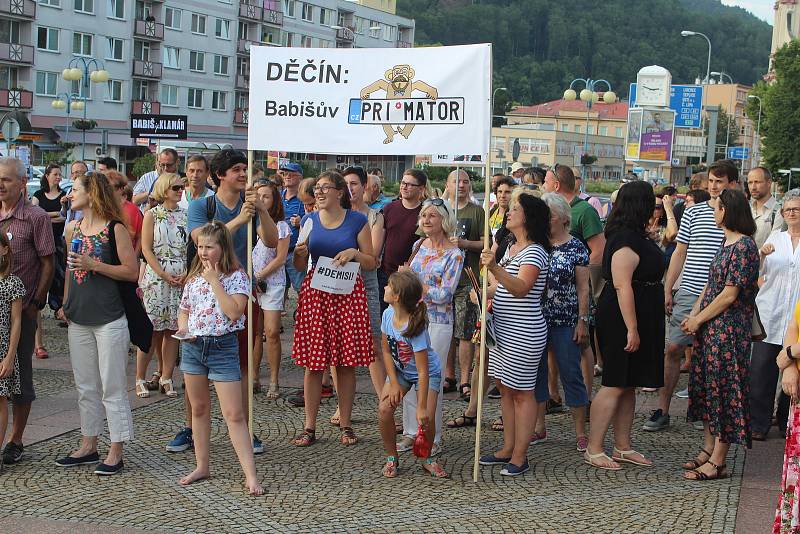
[32,142,61,151]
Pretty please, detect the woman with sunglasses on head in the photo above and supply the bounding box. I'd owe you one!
[681,188,759,481]
[105,170,144,257]
[396,197,463,455]
[290,170,376,447]
[136,173,188,399]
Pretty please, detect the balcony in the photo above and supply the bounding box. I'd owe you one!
[0,88,32,109]
[262,7,283,26]
[134,20,164,41]
[235,74,249,90]
[0,0,35,20]
[336,27,355,43]
[132,59,163,79]
[234,108,248,126]
[396,39,412,48]
[239,2,262,21]
[132,100,161,114]
[0,43,33,65]
[237,39,256,55]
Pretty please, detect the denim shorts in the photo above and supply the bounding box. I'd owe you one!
[547,325,590,407]
[391,367,442,393]
[180,332,241,382]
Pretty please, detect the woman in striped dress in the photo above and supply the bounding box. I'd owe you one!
[478,191,551,477]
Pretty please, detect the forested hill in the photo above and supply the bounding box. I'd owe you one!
[398,0,771,104]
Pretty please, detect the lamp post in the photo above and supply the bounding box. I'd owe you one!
[488,87,507,175]
[60,57,109,160]
[563,78,617,180]
[748,94,762,167]
[50,92,84,162]
[681,30,711,84]
[711,71,735,159]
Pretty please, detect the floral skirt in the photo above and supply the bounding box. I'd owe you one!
[775,401,800,533]
[291,271,374,371]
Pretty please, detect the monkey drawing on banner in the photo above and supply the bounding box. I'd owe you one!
[360,64,439,144]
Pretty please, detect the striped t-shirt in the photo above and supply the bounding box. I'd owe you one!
[676,201,724,296]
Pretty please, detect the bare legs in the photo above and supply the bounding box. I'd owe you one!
[494,381,536,466]
[457,339,474,392]
[658,342,685,414]
[587,386,650,468]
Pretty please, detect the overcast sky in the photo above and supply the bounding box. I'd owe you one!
[721,0,773,24]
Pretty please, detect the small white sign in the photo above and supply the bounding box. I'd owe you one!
[310,256,359,295]
[297,218,313,244]
[430,154,485,165]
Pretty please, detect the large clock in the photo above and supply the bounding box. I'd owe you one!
[636,65,671,107]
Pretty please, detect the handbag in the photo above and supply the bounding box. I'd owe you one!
[108,220,153,352]
[588,264,606,303]
[751,304,766,342]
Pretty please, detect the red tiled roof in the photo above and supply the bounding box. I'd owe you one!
[509,99,630,120]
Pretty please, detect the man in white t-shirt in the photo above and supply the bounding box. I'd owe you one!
[132,148,179,209]
[644,160,740,432]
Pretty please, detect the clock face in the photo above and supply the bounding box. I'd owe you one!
[637,75,669,106]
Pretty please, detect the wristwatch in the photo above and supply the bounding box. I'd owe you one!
[578,315,590,323]
[788,346,795,360]
[32,298,46,310]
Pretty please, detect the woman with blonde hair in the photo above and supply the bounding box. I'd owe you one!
[136,173,188,399]
[56,172,139,475]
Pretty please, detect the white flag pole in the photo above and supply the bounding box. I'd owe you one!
[247,150,255,435]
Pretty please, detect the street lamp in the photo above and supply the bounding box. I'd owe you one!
[488,87,507,174]
[61,57,109,160]
[563,78,616,179]
[51,92,84,162]
[748,94,762,167]
[711,71,735,158]
[681,30,711,84]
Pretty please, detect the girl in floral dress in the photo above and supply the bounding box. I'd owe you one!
[0,233,25,470]
[137,173,188,398]
[773,299,800,533]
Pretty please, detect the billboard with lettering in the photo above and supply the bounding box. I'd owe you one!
[247,44,491,155]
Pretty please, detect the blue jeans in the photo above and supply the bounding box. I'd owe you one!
[285,251,306,293]
[547,325,590,407]
[180,332,241,382]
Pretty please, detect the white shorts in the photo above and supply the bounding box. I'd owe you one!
[257,283,285,311]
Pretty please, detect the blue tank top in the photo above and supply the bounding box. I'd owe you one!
[304,210,367,265]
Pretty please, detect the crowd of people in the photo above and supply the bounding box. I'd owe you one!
[0,151,799,520]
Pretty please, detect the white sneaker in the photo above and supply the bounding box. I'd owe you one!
[396,436,414,452]
[675,388,689,399]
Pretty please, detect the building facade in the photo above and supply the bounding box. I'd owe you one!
[769,0,799,79]
[5,0,413,173]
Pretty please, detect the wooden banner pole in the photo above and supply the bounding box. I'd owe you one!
[247,149,255,435]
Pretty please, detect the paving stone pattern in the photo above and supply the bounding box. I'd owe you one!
[0,316,744,533]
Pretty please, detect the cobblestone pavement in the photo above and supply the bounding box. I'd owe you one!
[0,314,745,533]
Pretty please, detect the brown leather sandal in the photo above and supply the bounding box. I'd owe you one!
[682,447,712,470]
[684,460,727,481]
[340,426,358,446]
[291,428,316,447]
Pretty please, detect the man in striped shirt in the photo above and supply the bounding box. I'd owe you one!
[644,160,740,432]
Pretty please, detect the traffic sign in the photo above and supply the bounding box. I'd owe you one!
[629,84,703,129]
[727,146,750,160]
[1,117,20,143]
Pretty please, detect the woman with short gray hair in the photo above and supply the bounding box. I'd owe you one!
[750,189,800,440]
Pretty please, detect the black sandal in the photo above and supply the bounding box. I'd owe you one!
[443,377,458,393]
[681,447,712,470]
[459,383,471,401]
[685,460,727,481]
[447,411,477,428]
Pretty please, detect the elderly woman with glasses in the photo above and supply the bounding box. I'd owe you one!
[681,189,759,481]
[395,197,464,455]
[750,190,800,442]
[291,170,376,447]
[136,173,188,399]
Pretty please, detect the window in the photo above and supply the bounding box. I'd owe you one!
[369,22,380,38]
[0,67,17,90]
[354,16,365,34]
[382,24,394,41]
[301,2,313,22]
[599,126,607,136]
[237,57,248,76]
[106,37,123,60]
[134,0,149,19]
[191,13,206,34]
[35,71,58,96]
[615,127,622,137]
[161,84,178,106]
[237,21,248,41]
[235,91,247,110]
[0,20,20,44]
[284,0,294,17]
[39,0,61,6]
[74,0,93,13]
[215,18,230,39]
[132,79,148,100]
[588,125,595,135]
[72,32,93,56]
[133,40,149,61]
[574,125,581,134]
[319,7,332,26]
[213,55,229,75]
[300,35,311,47]
[70,79,91,99]
[163,46,180,68]
[318,39,331,48]
[164,7,181,29]
[187,88,203,108]
[262,28,280,44]
[283,32,293,47]
[189,51,205,72]
[211,90,226,111]
[106,79,122,101]
[37,27,59,52]
[107,0,124,19]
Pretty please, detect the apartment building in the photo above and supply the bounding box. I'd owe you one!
[5,0,413,172]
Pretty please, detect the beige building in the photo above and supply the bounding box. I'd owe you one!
[704,82,759,171]
[769,0,799,79]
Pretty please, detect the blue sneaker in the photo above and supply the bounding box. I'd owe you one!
[166,427,193,452]
[253,435,264,455]
[500,459,530,476]
[479,453,512,466]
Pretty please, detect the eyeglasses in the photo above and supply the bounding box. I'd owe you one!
[400,180,421,189]
[423,198,449,213]
[783,207,800,215]
[157,162,177,169]
[170,184,185,192]
[313,184,339,194]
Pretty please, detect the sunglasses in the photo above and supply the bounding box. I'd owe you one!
[170,184,185,192]
[423,198,449,213]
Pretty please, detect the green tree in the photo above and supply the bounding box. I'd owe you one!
[131,153,155,180]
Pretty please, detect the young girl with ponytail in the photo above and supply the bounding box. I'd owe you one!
[377,271,447,478]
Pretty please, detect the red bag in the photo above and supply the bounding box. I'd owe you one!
[413,424,432,458]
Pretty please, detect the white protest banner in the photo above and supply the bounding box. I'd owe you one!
[310,256,360,295]
[248,44,491,155]
[430,154,485,166]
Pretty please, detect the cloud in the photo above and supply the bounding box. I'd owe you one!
[721,0,774,24]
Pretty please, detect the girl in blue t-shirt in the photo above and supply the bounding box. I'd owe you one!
[378,271,447,478]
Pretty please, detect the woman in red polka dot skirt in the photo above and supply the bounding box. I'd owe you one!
[291,171,376,447]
